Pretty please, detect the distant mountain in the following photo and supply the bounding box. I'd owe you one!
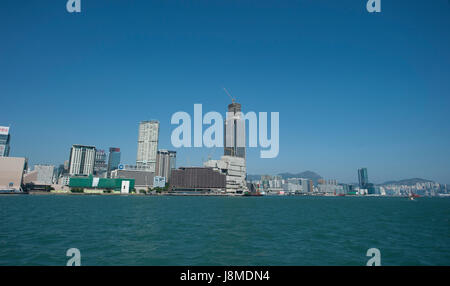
[247,171,323,184]
[380,178,433,186]
[278,171,323,184]
[246,174,263,181]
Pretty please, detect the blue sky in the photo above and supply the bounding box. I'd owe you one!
[1,0,449,184]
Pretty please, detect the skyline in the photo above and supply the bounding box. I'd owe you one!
[1,1,450,184]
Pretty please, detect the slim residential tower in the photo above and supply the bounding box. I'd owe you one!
[136,120,159,172]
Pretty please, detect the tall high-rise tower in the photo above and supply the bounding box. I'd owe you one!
[107,147,121,176]
[136,120,159,172]
[69,145,96,176]
[224,102,246,158]
[358,168,369,188]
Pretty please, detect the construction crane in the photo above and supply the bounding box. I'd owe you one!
[223,87,235,104]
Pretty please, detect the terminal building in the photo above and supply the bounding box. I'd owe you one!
[0,157,27,191]
[204,155,247,194]
[169,167,226,194]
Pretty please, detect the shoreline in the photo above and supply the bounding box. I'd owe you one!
[5,191,446,198]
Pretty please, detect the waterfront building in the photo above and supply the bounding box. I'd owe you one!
[204,155,247,193]
[136,121,159,172]
[300,178,313,193]
[358,168,369,188]
[107,147,121,177]
[59,175,71,186]
[317,182,344,195]
[69,176,134,194]
[153,176,166,188]
[68,145,96,176]
[282,182,302,194]
[34,164,55,185]
[169,167,226,193]
[0,126,11,157]
[110,168,154,192]
[0,157,26,191]
[155,149,176,181]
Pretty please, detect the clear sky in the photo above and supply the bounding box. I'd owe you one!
[1,0,449,184]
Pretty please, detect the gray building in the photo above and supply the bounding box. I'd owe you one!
[69,145,96,176]
[0,126,11,157]
[110,169,154,191]
[156,149,176,181]
[170,167,226,193]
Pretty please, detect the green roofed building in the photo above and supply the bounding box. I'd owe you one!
[69,176,134,193]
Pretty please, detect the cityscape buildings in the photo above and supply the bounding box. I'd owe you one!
[202,100,248,194]
[2,112,448,197]
[136,120,159,172]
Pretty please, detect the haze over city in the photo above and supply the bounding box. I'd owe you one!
[1,0,449,184]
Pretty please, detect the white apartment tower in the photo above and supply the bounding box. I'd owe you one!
[69,145,96,176]
[136,120,159,172]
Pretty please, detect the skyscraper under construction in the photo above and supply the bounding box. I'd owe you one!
[224,102,246,159]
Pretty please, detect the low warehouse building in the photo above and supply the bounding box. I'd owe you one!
[169,167,226,194]
[69,176,134,194]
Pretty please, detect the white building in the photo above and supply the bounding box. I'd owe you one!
[34,164,55,185]
[59,175,71,186]
[204,155,247,194]
[136,120,159,172]
[69,145,96,176]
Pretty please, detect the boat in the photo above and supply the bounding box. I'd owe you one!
[243,191,263,196]
[409,192,420,200]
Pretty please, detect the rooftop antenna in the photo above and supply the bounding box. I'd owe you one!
[223,87,235,104]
